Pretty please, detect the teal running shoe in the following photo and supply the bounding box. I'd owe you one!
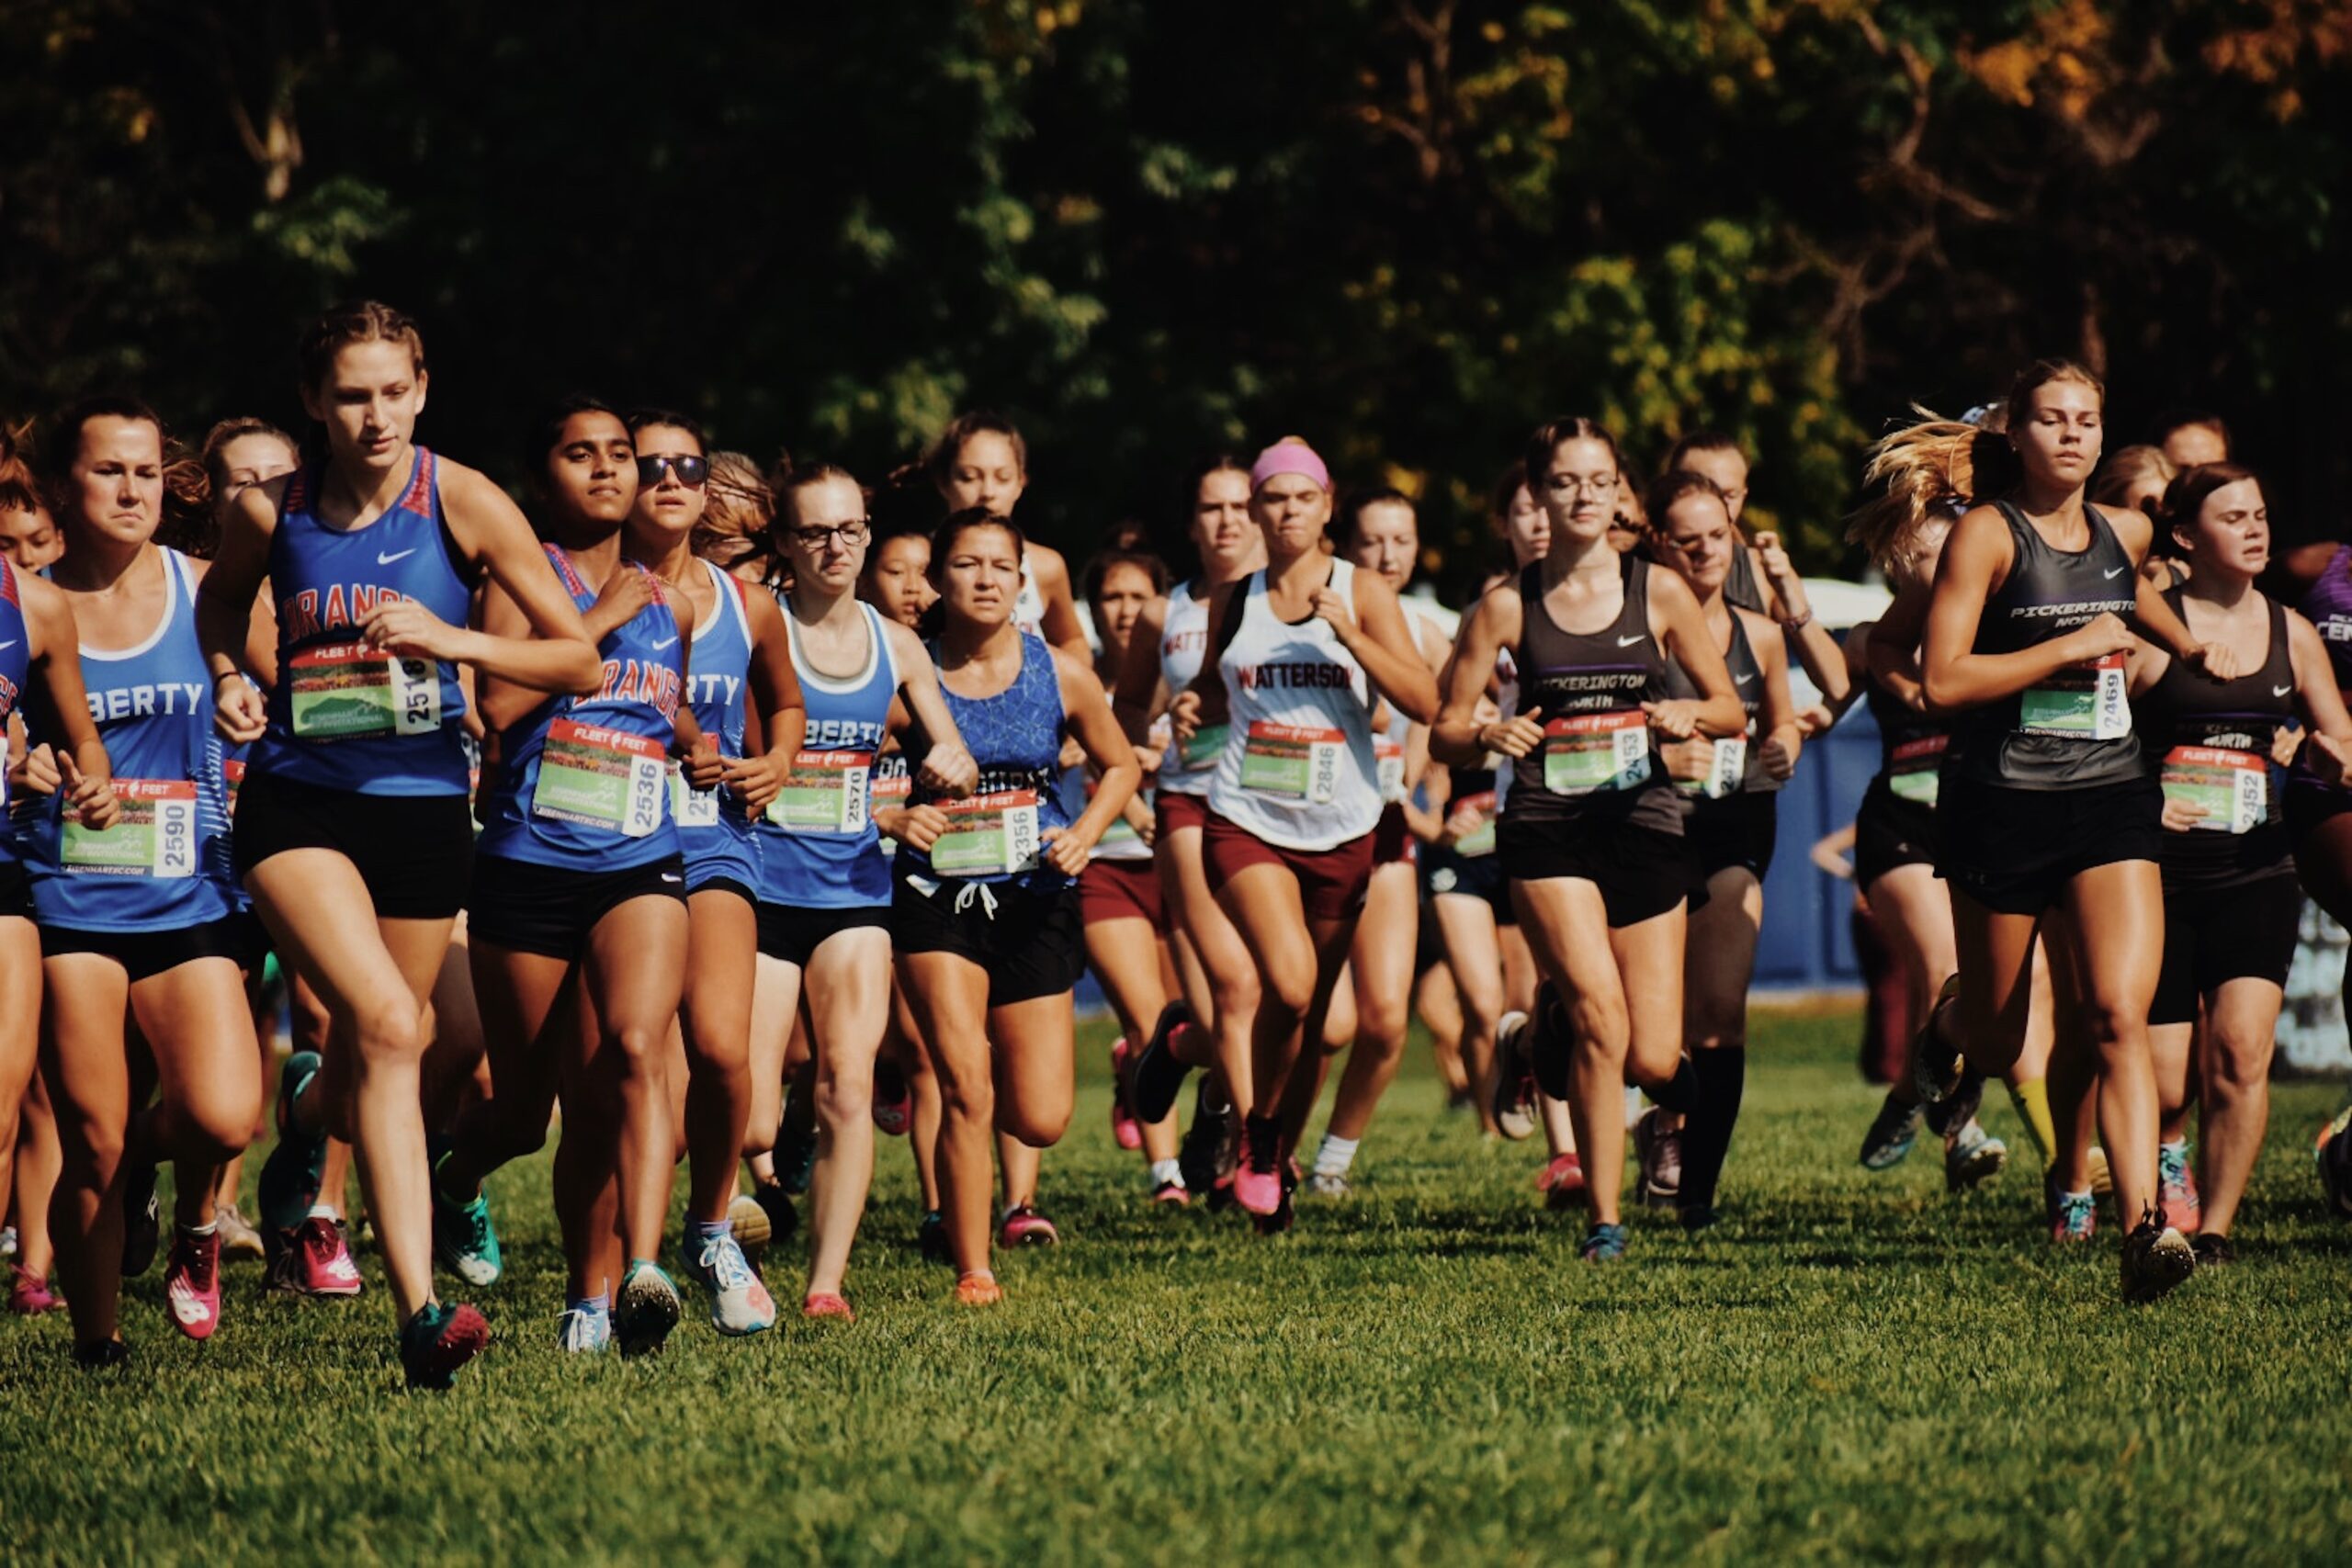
[430,1155,503,1289]
[555,1305,611,1354]
[615,1260,681,1357]
[258,1051,327,1242]
[1578,1223,1629,1263]
[399,1301,489,1391]
[2050,1186,2097,1244]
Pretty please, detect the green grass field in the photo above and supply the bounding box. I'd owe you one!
[6,1006,2350,1564]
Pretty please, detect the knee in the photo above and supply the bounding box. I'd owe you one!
[2080,999,2144,1055]
[814,1061,875,1125]
[999,1101,1071,1149]
[352,995,423,1064]
[1211,968,1261,1021]
[686,1021,748,1078]
[1568,994,1629,1057]
[2206,1030,2273,1094]
[63,1117,125,1176]
[1360,999,1409,1056]
[181,1096,251,1164]
[610,1025,667,1082]
[1259,964,1317,1026]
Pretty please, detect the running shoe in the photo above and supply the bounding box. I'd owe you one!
[1233,1114,1284,1216]
[2049,1187,2097,1245]
[272,1214,364,1297]
[2191,1231,2237,1268]
[8,1265,62,1315]
[953,1271,1001,1307]
[215,1201,266,1262]
[998,1204,1059,1247]
[400,1301,490,1390]
[1859,1092,1925,1170]
[1150,1179,1190,1206]
[120,1156,160,1277]
[430,1158,503,1289]
[1129,1000,1197,1125]
[728,1191,775,1269]
[2120,1211,2197,1303]
[1925,1069,1985,1142]
[1491,1010,1535,1141]
[1578,1223,1628,1263]
[164,1228,221,1341]
[1302,1170,1350,1200]
[1943,1119,2007,1192]
[775,1128,818,1198]
[556,1306,611,1354]
[1253,1186,1295,1236]
[1528,982,1572,1100]
[258,1050,328,1242]
[1536,1152,1586,1211]
[1679,1203,1718,1233]
[2317,1105,2352,1218]
[1909,976,1963,1104]
[917,1209,951,1262]
[1174,1076,1235,1198]
[751,1179,798,1246]
[803,1292,855,1323]
[872,1058,911,1137]
[679,1229,775,1337]
[615,1260,683,1357]
[1633,1108,1681,1208]
[2157,1142,2202,1235]
[1108,1036,1144,1151]
[73,1337,130,1371]
[1204,1176,1238,1213]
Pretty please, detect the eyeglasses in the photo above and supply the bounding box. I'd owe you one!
[638,454,709,489]
[1544,475,1617,497]
[788,518,871,549]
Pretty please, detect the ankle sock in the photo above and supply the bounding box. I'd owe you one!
[689,1218,730,1248]
[1148,1158,1182,1187]
[305,1202,340,1224]
[1311,1134,1359,1179]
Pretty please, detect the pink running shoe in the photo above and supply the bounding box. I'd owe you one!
[1108,1038,1143,1151]
[872,1059,911,1138]
[164,1228,222,1340]
[1536,1152,1587,1210]
[8,1264,62,1315]
[274,1215,364,1298]
[803,1292,856,1323]
[997,1204,1060,1247]
[1232,1115,1283,1216]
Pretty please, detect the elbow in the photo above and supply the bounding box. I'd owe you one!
[560,644,604,696]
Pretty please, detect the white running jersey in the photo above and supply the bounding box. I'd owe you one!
[1015,561,1046,637]
[1206,559,1381,852]
[1157,580,1218,798]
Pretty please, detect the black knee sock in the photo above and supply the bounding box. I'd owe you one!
[1646,1054,1701,1116]
[1678,1048,1747,1213]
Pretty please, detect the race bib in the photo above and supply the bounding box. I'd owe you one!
[1451,790,1498,858]
[2161,745,2267,834]
[1541,711,1651,795]
[871,764,911,857]
[1889,735,1946,807]
[1178,722,1230,771]
[769,749,873,835]
[2020,652,2130,740]
[1678,736,1748,799]
[930,789,1040,878]
[532,718,666,838]
[1374,737,1408,803]
[288,642,441,740]
[62,778,199,878]
[1240,722,1344,805]
[669,764,721,829]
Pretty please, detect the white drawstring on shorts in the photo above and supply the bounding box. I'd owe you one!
[953,882,1001,920]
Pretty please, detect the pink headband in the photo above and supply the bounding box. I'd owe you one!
[1250,440,1329,494]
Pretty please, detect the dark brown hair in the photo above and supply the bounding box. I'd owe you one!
[199,416,299,493]
[925,412,1027,492]
[2154,461,2262,558]
[918,507,1026,638]
[1521,417,1623,498]
[299,299,426,393]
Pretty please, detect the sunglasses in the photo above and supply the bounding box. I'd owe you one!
[638,454,708,488]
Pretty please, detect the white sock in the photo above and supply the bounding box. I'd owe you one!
[1148,1158,1182,1187]
[2160,1137,2188,1155]
[1312,1135,1358,1179]
[184,1220,217,1237]
[307,1201,341,1223]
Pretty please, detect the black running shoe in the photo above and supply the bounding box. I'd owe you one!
[73,1337,130,1371]
[1131,1000,1197,1125]
[751,1179,797,1246]
[2120,1209,2196,1304]
[776,1127,818,1197]
[1489,1010,1536,1140]
[2191,1232,2237,1268]
[916,1209,952,1263]
[1176,1077,1235,1198]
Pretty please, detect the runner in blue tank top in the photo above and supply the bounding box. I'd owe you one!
[759,465,970,1320]
[623,410,808,1336]
[429,399,698,1357]
[886,509,1138,1307]
[0,422,120,1368]
[196,302,602,1389]
[35,404,265,1362]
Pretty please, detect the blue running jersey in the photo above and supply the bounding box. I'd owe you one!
[254,447,474,795]
[676,558,760,895]
[25,548,234,931]
[759,601,898,909]
[476,545,684,871]
[895,631,1069,892]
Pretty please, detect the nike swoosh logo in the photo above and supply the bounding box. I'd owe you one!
[651,636,680,650]
[2274,685,2293,697]
[660,874,682,884]
[2102,567,2126,579]
[0,641,17,652]
[376,548,416,566]
[1615,635,1645,648]
[1736,673,1755,685]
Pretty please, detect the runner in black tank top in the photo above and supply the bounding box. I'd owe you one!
[1908,361,2228,1304]
[2127,467,2352,1263]
[1640,473,1804,1228]
[1433,417,1744,1264]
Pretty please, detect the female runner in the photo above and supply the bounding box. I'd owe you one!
[2135,464,2352,1263]
[888,508,1137,1303]
[1170,440,1437,1232]
[427,399,695,1354]
[760,465,973,1314]
[1116,458,1263,1203]
[1903,359,2222,1302]
[1433,417,1742,1263]
[1,415,120,1361]
[622,411,808,1330]
[1636,471,1804,1225]
[30,399,265,1357]
[198,301,604,1387]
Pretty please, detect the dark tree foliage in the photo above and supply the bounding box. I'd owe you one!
[5,1,2347,595]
